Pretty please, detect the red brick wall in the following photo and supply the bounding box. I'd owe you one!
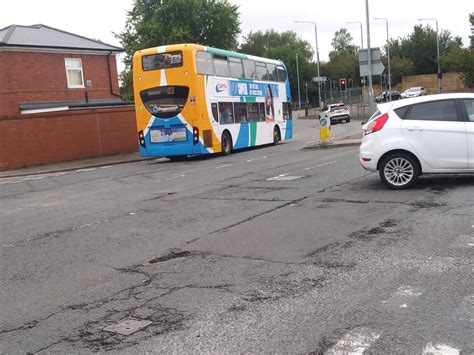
[0,51,121,118]
[0,106,138,171]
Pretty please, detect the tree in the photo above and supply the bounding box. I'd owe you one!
[117,0,240,99]
[324,28,359,86]
[470,13,474,48]
[330,28,358,58]
[441,47,474,87]
[239,30,315,105]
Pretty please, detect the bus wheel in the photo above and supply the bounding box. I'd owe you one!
[221,131,233,155]
[273,126,281,145]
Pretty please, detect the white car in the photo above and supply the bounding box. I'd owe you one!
[320,103,351,124]
[401,86,426,98]
[359,93,474,189]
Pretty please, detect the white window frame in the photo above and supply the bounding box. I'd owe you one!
[65,58,85,88]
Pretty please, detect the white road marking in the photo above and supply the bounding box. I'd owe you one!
[76,168,97,172]
[216,164,233,169]
[327,327,380,355]
[422,343,460,355]
[267,175,303,181]
[246,156,266,162]
[267,160,337,181]
[304,140,318,144]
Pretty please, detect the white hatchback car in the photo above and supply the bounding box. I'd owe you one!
[359,93,474,189]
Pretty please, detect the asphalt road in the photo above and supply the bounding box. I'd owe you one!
[1,119,473,354]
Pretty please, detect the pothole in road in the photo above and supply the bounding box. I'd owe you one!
[103,317,152,336]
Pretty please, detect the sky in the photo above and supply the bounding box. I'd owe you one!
[1,0,472,71]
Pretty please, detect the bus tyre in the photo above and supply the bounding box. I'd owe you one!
[221,131,232,155]
[273,127,281,145]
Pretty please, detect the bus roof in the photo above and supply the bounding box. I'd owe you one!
[134,43,285,67]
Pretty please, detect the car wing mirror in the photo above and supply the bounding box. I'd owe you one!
[361,120,366,125]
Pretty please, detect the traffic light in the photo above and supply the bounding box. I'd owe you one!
[339,78,347,92]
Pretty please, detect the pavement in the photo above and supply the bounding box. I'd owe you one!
[0,137,362,179]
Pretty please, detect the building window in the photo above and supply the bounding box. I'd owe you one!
[65,58,84,88]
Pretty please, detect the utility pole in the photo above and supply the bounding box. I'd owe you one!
[365,0,374,114]
[296,53,301,109]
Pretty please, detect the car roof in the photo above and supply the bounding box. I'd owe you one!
[377,93,474,112]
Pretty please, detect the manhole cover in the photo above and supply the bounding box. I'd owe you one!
[103,317,152,335]
[267,175,303,181]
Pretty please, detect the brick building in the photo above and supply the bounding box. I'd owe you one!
[0,24,138,171]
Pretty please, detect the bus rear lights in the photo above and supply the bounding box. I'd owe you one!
[193,127,199,145]
[138,130,146,148]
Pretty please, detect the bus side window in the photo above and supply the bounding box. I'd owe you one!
[196,51,214,75]
[234,103,247,123]
[283,102,292,120]
[213,54,229,77]
[211,102,218,122]
[243,59,256,80]
[229,57,244,79]
[218,102,234,124]
[258,103,265,121]
[255,62,268,81]
[266,63,278,82]
[247,103,259,122]
[277,66,287,82]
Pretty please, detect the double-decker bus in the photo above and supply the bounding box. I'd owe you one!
[133,43,292,159]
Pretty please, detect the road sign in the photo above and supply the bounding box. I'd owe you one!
[312,76,327,82]
[359,48,385,76]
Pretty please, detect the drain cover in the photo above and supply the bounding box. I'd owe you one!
[103,317,152,335]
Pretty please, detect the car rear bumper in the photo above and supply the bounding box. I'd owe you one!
[359,135,382,171]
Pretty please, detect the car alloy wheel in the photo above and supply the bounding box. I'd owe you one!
[379,153,419,189]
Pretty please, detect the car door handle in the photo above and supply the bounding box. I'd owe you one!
[407,126,424,131]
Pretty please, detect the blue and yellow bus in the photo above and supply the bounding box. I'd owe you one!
[133,44,292,158]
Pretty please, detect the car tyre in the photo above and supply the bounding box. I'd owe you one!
[379,153,419,189]
[221,131,233,155]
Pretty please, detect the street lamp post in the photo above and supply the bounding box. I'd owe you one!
[295,21,321,109]
[419,18,441,93]
[347,21,364,49]
[374,18,391,101]
[296,53,301,109]
[365,0,375,114]
[347,21,364,102]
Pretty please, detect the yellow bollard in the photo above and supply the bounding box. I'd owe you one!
[319,116,332,145]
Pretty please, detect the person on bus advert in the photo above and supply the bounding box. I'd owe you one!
[265,85,274,122]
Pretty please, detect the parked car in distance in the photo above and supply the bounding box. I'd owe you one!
[359,93,474,189]
[375,90,402,103]
[320,103,351,124]
[401,86,426,98]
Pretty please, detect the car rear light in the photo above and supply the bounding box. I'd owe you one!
[361,157,372,162]
[193,127,199,145]
[138,130,146,148]
[363,113,389,135]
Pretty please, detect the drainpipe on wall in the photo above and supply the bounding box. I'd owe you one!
[108,52,121,97]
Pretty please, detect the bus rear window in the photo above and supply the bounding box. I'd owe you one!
[140,86,189,119]
[142,51,183,71]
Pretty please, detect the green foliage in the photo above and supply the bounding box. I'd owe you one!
[330,28,358,58]
[470,13,474,48]
[117,0,240,99]
[239,30,316,104]
[441,47,474,87]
